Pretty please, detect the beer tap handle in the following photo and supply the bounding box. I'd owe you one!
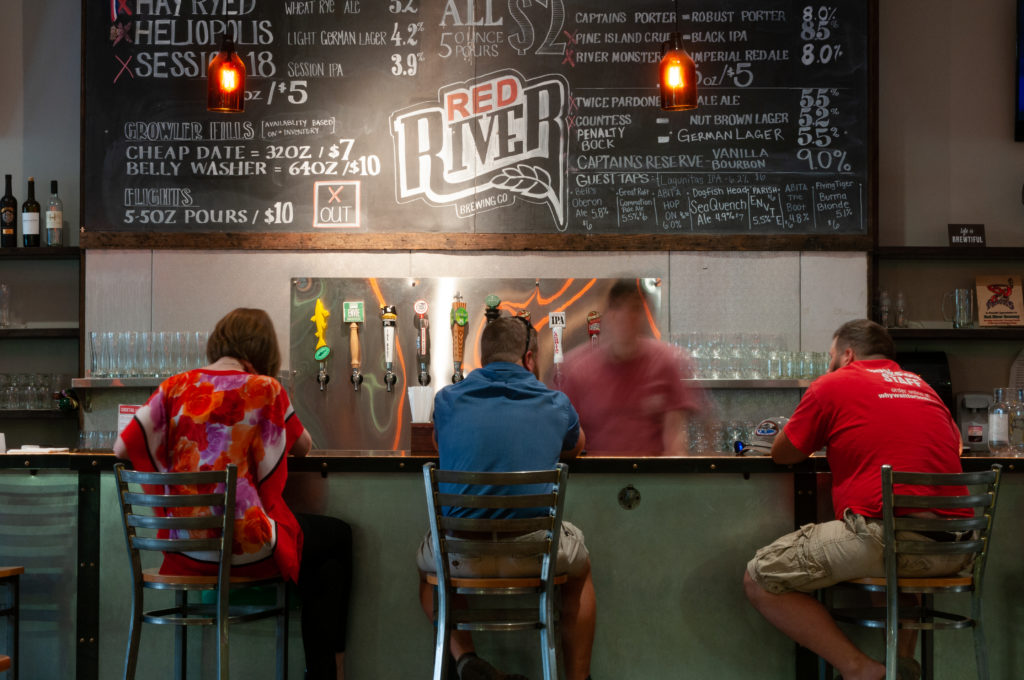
[349,322,363,390]
[311,298,331,392]
[414,299,431,386]
[343,301,365,391]
[587,311,602,348]
[381,304,398,393]
[549,311,566,388]
[484,294,502,324]
[450,293,468,383]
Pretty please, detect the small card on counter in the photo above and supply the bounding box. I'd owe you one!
[117,404,142,435]
[976,275,1024,326]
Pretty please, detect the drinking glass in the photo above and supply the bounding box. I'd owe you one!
[173,331,188,373]
[137,332,154,377]
[0,283,10,327]
[90,331,105,378]
[0,375,14,409]
[158,331,175,377]
[31,373,50,409]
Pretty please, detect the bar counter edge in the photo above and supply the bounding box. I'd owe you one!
[1,452,1017,474]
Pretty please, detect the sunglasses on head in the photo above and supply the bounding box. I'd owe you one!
[515,315,533,365]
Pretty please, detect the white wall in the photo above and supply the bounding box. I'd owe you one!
[84,249,867,368]
[2,0,80,246]
[879,0,1024,245]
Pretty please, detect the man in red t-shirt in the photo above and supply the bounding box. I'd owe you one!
[561,279,702,455]
[743,319,969,680]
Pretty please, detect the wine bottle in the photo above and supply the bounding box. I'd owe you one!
[21,177,40,247]
[45,180,63,247]
[0,174,16,248]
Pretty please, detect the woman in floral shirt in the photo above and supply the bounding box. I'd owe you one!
[115,308,351,679]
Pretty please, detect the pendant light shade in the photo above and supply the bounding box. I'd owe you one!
[207,35,245,113]
[660,32,698,111]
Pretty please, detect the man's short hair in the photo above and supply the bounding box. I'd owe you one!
[481,316,537,365]
[832,319,895,359]
[607,278,646,309]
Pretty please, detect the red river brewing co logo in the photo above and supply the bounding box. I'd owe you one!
[390,69,569,230]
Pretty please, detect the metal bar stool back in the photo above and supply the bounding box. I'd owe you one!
[827,463,1002,680]
[113,463,288,680]
[422,462,569,680]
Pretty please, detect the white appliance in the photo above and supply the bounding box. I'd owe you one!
[956,392,992,454]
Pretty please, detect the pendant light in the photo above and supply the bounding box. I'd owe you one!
[660,1,698,111]
[207,34,245,113]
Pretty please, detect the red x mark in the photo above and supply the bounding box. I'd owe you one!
[118,0,133,15]
[328,185,345,202]
[562,49,575,67]
[114,55,134,83]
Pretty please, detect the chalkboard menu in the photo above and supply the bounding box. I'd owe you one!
[83,0,873,238]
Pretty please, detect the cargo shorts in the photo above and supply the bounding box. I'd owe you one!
[746,508,974,595]
[416,520,591,579]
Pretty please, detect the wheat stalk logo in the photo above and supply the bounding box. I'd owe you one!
[491,164,552,201]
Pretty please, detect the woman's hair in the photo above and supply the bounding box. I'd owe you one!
[206,308,281,377]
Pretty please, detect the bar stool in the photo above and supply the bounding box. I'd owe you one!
[113,463,288,680]
[421,462,569,680]
[824,464,1002,680]
[0,566,22,679]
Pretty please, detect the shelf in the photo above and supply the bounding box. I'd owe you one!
[685,379,813,389]
[0,409,78,419]
[889,328,1024,341]
[0,326,79,339]
[876,246,1024,261]
[0,246,80,260]
[72,377,160,389]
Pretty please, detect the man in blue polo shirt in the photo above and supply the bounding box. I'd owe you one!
[416,315,596,680]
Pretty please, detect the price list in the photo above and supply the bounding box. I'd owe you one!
[84,0,871,236]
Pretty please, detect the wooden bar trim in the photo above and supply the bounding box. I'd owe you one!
[80,231,872,252]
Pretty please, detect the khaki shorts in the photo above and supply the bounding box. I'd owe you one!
[416,520,590,579]
[747,509,974,595]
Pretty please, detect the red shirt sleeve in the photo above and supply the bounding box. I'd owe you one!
[783,381,831,455]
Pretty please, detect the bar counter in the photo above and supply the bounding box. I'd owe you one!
[0,452,1020,679]
[4,449,1017,473]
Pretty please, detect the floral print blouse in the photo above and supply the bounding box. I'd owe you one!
[118,369,305,581]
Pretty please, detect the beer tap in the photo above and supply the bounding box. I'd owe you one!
[310,298,331,391]
[343,300,364,391]
[549,311,566,388]
[450,293,468,383]
[587,311,602,348]
[484,294,502,324]
[381,304,398,392]
[414,299,431,386]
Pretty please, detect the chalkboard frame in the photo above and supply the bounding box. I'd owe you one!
[78,231,872,251]
[79,0,878,253]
